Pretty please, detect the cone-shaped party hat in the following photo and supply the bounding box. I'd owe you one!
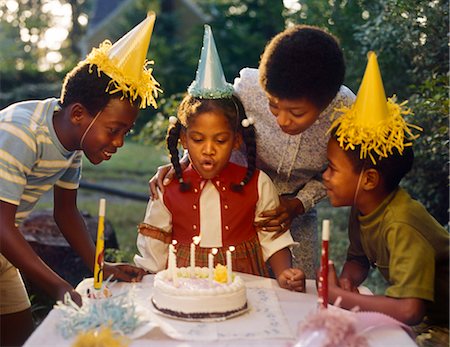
[329,52,420,163]
[188,25,234,99]
[83,12,161,109]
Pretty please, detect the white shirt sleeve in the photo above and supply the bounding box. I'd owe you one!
[134,189,172,273]
[255,171,297,261]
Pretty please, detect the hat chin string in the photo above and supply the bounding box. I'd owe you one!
[79,110,102,150]
[352,167,365,207]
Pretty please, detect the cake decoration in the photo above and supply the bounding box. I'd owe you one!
[294,299,414,347]
[71,326,130,347]
[86,286,112,300]
[214,264,228,283]
[152,266,247,321]
[151,239,247,320]
[55,284,142,338]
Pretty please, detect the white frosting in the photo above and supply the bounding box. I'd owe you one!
[153,267,247,315]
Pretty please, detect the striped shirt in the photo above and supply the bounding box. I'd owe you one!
[0,98,82,225]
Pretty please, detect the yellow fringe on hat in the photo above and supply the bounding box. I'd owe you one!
[330,97,422,164]
[84,41,161,109]
[72,326,130,347]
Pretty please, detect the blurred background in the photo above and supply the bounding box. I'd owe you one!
[0,0,448,322]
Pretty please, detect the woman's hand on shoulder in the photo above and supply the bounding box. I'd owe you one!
[277,268,306,292]
[254,196,305,239]
[149,164,174,199]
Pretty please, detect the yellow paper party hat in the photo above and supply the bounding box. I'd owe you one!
[330,52,420,163]
[83,12,161,109]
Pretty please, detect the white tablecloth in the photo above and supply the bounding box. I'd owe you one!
[24,273,416,347]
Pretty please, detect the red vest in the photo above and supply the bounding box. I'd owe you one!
[163,163,259,247]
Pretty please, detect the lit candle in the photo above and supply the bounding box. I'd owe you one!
[226,246,235,284]
[93,198,106,290]
[208,248,218,283]
[318,219,330,309]
[190,236,201,277]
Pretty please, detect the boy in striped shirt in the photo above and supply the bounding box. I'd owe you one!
[0,14,159,346]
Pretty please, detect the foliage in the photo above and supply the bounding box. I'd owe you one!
[104,248,128,263]
[0,0,91,108]
[196,0,285,81]
[353,0,448,97]
[403,74,449,226]
[132,93,184,147]
[127,0,286,133]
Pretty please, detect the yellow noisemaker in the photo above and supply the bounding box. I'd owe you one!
[330,52,421,164]
[83,12,161,109]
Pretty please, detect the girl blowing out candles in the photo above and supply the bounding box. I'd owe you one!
[134,25,305,292]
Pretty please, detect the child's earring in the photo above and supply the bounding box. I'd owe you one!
[169,116,178,125]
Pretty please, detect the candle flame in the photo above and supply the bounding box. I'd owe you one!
[212,248,218,255]
[172,240,178,245]
[192,236,201,245]
[228,246,235,252]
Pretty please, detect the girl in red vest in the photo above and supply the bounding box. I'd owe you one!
[134,25,304,292]
[134,93,305,292]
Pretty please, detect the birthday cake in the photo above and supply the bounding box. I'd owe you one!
[152,265,248,320]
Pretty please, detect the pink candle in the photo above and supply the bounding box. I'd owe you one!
[318,220,330,309]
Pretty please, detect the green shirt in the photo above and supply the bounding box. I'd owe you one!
[348,187,449,325]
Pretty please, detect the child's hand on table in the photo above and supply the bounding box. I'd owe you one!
[54,281,82,306]
[278,268,306,292]
[104,262,147,283]
[327,261,359,293]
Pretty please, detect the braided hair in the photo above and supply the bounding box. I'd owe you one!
[166,94,257,192]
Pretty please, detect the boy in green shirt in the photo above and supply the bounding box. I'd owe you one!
[322,52,449,346]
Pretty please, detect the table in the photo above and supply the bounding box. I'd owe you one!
[24,274,416,347]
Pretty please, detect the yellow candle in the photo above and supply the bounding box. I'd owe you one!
[93,198,106,290]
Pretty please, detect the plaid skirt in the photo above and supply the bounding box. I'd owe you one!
[174,235,269,278]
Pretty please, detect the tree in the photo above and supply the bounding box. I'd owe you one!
[0,0,91,108]
[134,0,286,140]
